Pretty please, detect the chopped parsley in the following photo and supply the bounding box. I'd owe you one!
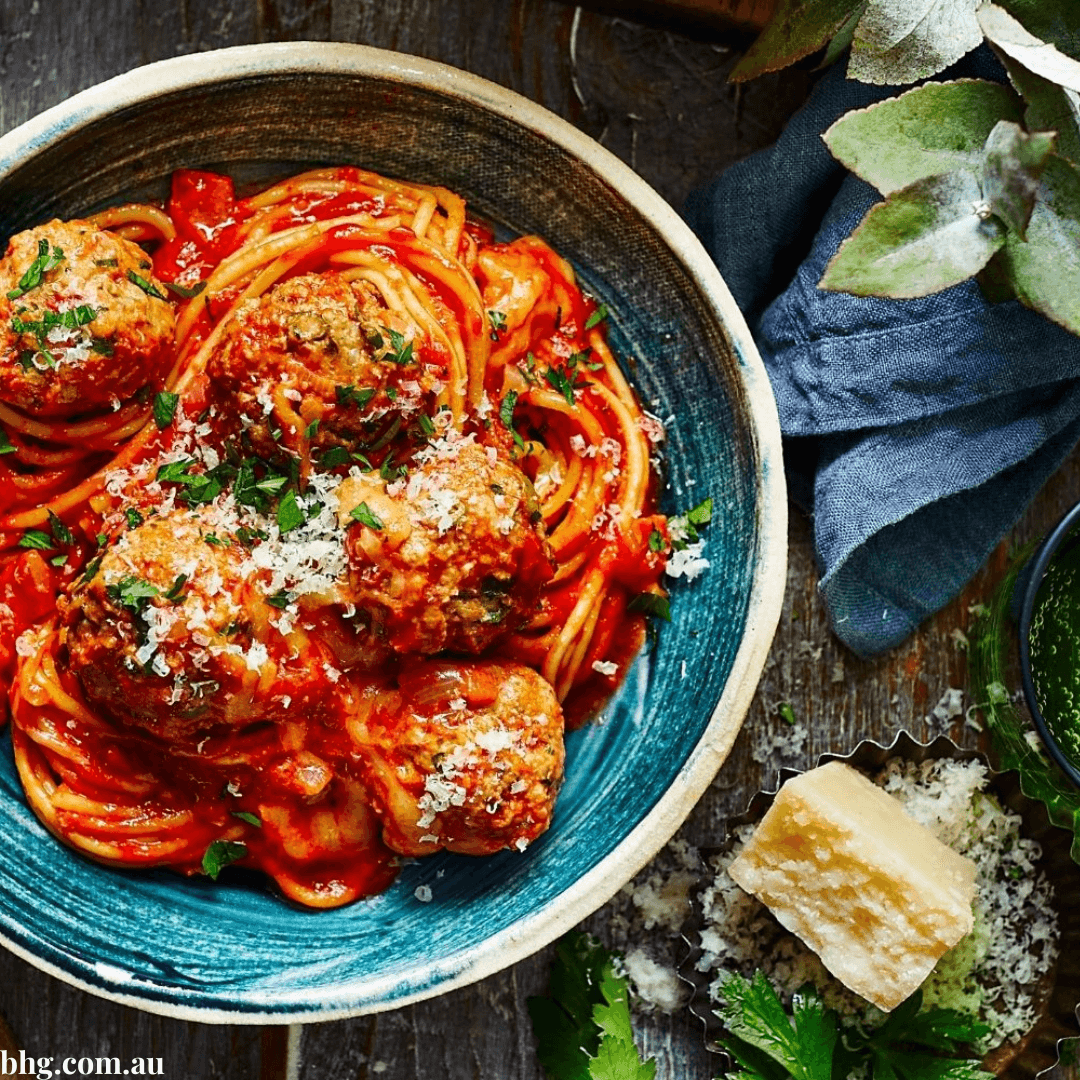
[127,270,166,300]
[201,839,247,880]
[304,418,320,440]
[488,309,508,340]
[11,305,97,368]
[163,573,188,602]
[349,501,384,530]
[47,510,73,547]
[125,507,145,529]
[584,302,609,330]
[202,532,229,547]
[105,575,159,614]
[499,390,525,450]
[335,384,375,410]
[275,489,306,534]
[152,390,179,429]
[230,811,262,828]
[372,326,414,365]
[545,365,586,407]
[319,445,352,469]
[0,430,15,455]
[265,590,292,610]
[648,527,665,553]
[90,337,114,357]
[7,239,64,300]
[669,496,713,551]
[163,279,207,300]
[17,529,53,551]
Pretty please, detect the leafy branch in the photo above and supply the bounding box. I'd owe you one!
[731,0,1080,337]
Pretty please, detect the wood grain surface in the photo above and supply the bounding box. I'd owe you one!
[0,1,1075,1078]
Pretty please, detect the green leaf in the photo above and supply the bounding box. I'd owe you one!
[529,932,610,1079]
[849,0,984,86]
[590,965,656,1080]
[230,811,262,827]
[349,501,384,530]
[824,80,1023,196]
[820,2,866,68]
[127,269,166,300]
[0,429,15,455]
[106,574,160,612]
[997,0,1080,61]
[714,971,833,1080]
[47,510,73,547]
[7,238,64,300]
[201,839,247,880]
[980,4,1080,92]
[998,154,1080,334]
[819,171,1006,298]
[17,529,53,551]
[276,489,306,534]
[163,279,207,300]
[686,497,713,526]
[730,0,866,82]
[788,987,838,1080]
[152,390,179,429]
[982,120,1056,238]
[998,50,1080,167]
[584,303,609,331]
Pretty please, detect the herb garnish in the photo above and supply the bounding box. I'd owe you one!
[17,530,53,551]
[528,932,655,1080]
[265,590,292,610]
[11,305,97,368]
[201,839,247,880]
[163,280,207,300]
[125,508,144,529]
[669,496,712,551]
[7,239,64,300]
[127,270,166,300]
[47,510,73,547]
[500,390,526,450]
[545,365,587,407]
[153,391,179,429]
[0,430,15,455]
[275,489,306,534]
[230,811,262,828]
[488,309,508,340]
[584,303,609,331]
[715,973,991,1080]
[105,575,160,614]
[349,502,384,530]
[336,384,376,410]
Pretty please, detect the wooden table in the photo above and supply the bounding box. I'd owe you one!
[0,1,1075,1077]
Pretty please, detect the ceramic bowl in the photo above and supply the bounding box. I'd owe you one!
[0,42,786,1022]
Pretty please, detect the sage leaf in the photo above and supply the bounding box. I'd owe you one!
[849,0,983,86]
[980,5,1080,93]
[824,80,1022,195]
[730,0,865,82]
[982,120,1055,238]
[998,50,1080,167]
[820,3,866,69]
[819,171,1005,298]
[996,0,1080,63]
[998,154,1080,335]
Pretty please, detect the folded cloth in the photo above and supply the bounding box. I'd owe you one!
[684,48,1080,658]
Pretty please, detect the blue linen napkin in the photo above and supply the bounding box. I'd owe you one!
[684,49,1080,658]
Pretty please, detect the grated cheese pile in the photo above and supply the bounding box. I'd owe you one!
[696,757,1060,1051]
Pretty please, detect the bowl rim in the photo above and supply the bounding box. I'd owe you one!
[1018,500,1080,789]
[0,40,788,1023]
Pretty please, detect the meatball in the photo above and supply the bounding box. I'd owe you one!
[336,437,554,655]
[63,506,338,740]
[0,219,175,417]
[207,272,446,459]
[355,660,565,856]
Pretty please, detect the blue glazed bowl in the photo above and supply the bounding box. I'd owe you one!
[0,43,786,1021]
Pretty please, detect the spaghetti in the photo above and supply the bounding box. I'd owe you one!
[0,166,671,907]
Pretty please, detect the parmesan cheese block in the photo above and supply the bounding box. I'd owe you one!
[727,760,976,1011]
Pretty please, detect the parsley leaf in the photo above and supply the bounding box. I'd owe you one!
[201,839,247,880]
[47,510,73,547]
[500,390,525,450]
[349,502,384,530]
[336,384,376,410]
[125,507,145,529]
[17,529,53,551]
[0,429,16,455]
[163,280,207,300]
[105,575,160,613]
[528,932,655,1080]
[265,590,292,609]
[163,573,188,602]
[153,390,179,429]
[647,527,665,553]
[584,302,609,330]
[230,811,262,827]
[488,309,508,339]
[7,238,64,300]
[276,489,306,534]
[545,365,585,407]
[127,270,166,300]
[379,326,413,365]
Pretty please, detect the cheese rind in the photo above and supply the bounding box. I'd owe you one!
[727,760,976,1011]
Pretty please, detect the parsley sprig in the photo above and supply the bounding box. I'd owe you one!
[11,305,96,368]
[528,933,656,1080]
[715,973,992,1080]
